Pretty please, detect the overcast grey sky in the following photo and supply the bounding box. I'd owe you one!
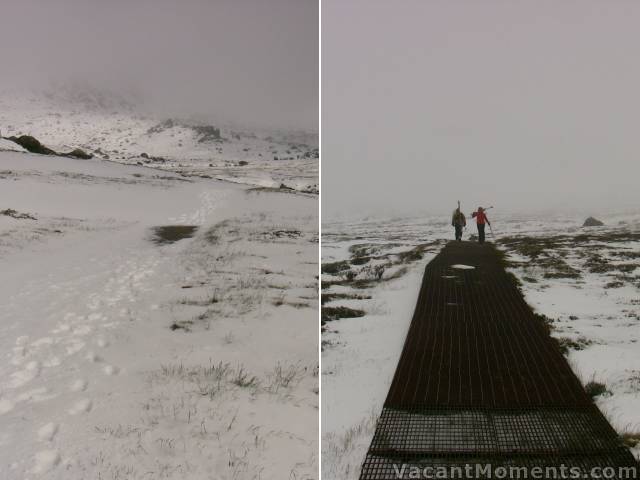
[0,0,318,130]
[322,0,640,219]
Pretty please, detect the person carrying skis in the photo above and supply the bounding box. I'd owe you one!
[451,205,466,241]
[471,207,490,244]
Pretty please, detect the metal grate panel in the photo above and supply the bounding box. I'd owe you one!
[361,450,638,479]
[369,407,623,456]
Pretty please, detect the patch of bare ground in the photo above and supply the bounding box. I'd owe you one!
[322,241,441,290]
[166,213,316,330]
[499,229,640,286]
[149,225,198,245]
[321,241,441,331]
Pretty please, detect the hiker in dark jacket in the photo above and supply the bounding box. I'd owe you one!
[451,207,466,241]
[471,207,490,244]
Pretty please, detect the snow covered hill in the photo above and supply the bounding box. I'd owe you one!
[0,88,318,192]
[0,151,318,479]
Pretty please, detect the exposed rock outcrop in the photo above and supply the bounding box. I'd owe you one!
[66,148,92,159]
[6,135,56,155]
[583,217,604,227]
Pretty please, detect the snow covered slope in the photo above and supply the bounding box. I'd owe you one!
[0,138,27,153]
[0,151,318,479]
[0,88,318,192]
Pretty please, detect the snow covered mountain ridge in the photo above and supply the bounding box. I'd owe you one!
[0,87,318,192]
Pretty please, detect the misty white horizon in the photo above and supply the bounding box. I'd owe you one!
[0,0,318,131]
[322,0,640,219]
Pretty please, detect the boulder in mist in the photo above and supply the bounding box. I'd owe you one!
[583,217,604,227]
[193,125,221,143]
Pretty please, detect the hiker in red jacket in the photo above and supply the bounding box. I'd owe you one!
[471,207,490,244]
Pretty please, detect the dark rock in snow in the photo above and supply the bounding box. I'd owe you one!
[66,148,92,159]
[7,135,56,155]
[1,208,36,220]
[583,217,604,227]
[147,119,175,135]
[193,125,221,143]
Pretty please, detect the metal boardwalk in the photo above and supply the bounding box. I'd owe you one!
[360,242,638,479]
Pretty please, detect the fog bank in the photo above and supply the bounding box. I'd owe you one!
[323,0,640,219]
[0,0,318,130]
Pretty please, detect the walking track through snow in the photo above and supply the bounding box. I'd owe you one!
[1,152,318,479]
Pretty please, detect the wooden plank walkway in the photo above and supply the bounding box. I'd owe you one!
[360,242,638,479]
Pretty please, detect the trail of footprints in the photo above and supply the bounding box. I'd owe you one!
[0,255,160,475]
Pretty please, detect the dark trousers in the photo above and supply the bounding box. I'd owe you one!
[454,225,463,241]
[477,223,486,243]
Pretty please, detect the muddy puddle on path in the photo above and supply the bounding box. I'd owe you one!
[149,225,199,245]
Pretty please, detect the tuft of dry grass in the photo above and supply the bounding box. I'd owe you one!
[555,336,594,355]
[321,306,365,325]
[267,363,305,393]
[621,431,640,449]
[584,380,609,398]
[231,367,259,388]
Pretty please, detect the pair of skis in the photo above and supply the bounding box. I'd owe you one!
[458,201,496,240]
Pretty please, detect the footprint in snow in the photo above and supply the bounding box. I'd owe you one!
[68,398,92,415]
[0,398,15,415]
[72,325,92,336]
[87,313,103,322]
[37,423,58,442]
[65,340,85,356]
[43,357,61,368]
[32,450,60,474]
[7,361,41,389]
[103,365,119,376]
[30,337,54,348]
[10,346,27,366]
[70,379,88,392]
[16,387,57,403]
[51,323,71,334]
[85,351,102,363]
